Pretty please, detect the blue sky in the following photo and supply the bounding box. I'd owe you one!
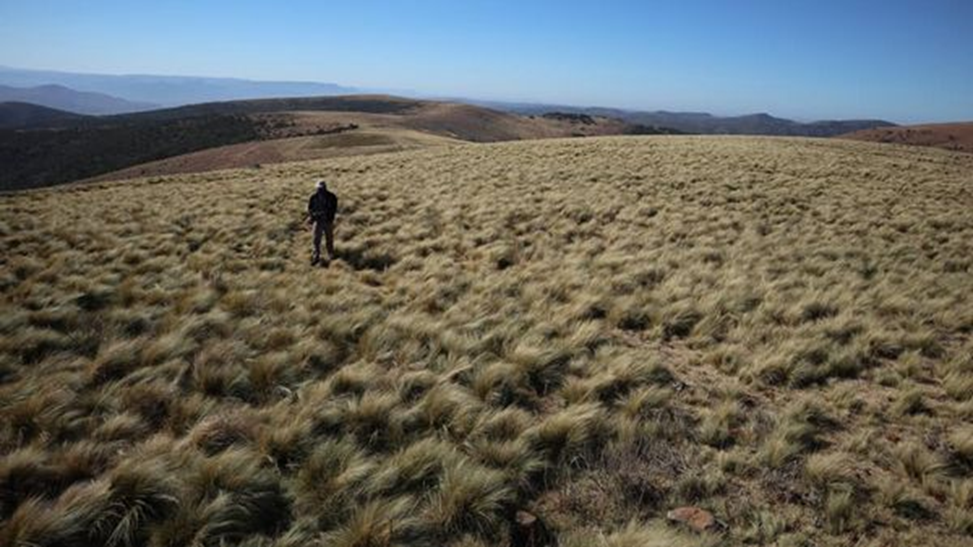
[1,0,971,122]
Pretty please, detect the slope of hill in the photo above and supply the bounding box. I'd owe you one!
[0,65,357,106]
[1,95,675,191]
[0,113,269,192]
[619,111,894,136]
[0,102,89,129]
[89,105,686,183]
[86,128,466,182]
[0,84,157,115]
[484,100,896,136]
[107,94,426,122]
[1,137,971,546]
[841,122,973,154]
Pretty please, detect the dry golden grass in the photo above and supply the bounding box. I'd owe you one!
[1,136,972,546]
[842,121,973,155]
[87,126,465,184]
[86,99,636,184]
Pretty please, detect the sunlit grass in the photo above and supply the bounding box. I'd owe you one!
[1,136,972,545]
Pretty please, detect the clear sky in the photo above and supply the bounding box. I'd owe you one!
[1,0,971,123]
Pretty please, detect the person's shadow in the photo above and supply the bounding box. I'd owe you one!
[338,247,397,271]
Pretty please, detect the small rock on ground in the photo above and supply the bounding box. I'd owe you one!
[666,506,718,532]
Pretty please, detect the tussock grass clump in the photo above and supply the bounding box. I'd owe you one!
[89,339,144,384]
[894,442,946,484]
[2,480,115,547]
[599,520,708,547]
[471,360,535,408]
[948,426,973,469]
[590,356,673,406]
[188,409,259,454]
[100,459,182,547]
[1,137,972,545]
[428,458,514,536]
[294,438,375,528]
[415,383,483,438]
[343,389,404,451]
[944,370,973,402]
[804,451,859,489]
[177,447,293,542]
[0,445,104,519]
[760,399,836,468]
[824,486,856,534]
[697,401,743,448]
[364,437,456,499]
[4,327,73,364]
[322,496,425,547]
[1,459,181,547]
[526,403,612,466]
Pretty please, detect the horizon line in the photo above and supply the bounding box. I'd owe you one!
[0,62,941,125]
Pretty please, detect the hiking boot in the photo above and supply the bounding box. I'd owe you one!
[311,256,320,266]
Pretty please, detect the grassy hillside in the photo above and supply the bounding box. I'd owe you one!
[842,122,973,154]
[1,95,673,191]
[0,113,269,191]
[0,102,88,129]
[497,103,895,137]
[1,137,972,546]
[107,94,424,121]
[85,127,465,182]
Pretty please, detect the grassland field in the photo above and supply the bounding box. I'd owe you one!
[1,136,972,546]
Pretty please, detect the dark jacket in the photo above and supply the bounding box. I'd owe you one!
[308,189,338,223]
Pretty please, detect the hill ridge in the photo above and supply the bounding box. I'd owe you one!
[0,95,676,191]
[0,83,157,115]
[0,101,89,129]
[841,121,973,154]
[474,99,896,136]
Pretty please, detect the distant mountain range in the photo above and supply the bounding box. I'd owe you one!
[0,66,358,108]
[472,100,896,137]
[0,66,897,136]
[0,84,156,115]
[0,65,914,192]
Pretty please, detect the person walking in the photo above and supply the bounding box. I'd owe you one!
[307,180,338,266]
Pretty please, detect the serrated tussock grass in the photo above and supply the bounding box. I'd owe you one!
[1,136,972,545]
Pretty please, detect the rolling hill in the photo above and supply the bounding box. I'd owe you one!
[85,128,466,182]
[0,111,268,192]
[0,95,676,191]
[0,66,898,137]
[1,137,971,546]
[0,84,157,115]
[0,102,88,129]
[841,122,973,154]
[483,100,896,136]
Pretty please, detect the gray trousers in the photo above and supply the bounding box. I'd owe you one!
[313,221,335,260]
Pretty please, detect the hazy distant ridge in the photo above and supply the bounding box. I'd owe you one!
[477,101,896,137]
[0,66,358,107]
[0,66,896,135]
[0,83,156,115]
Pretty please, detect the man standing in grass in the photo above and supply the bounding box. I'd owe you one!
[307,180,338,266]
